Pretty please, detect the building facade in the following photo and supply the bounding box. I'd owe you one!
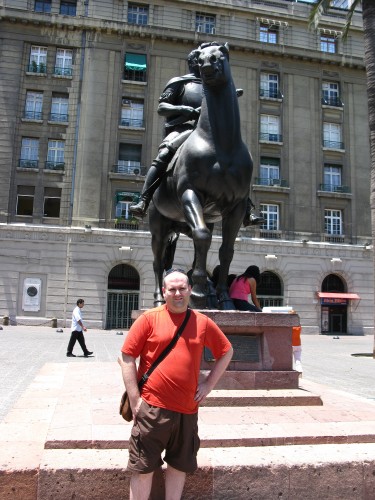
[0,0,372,334]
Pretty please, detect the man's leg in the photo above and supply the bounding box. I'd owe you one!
[66,331,77,355]
[165,465,186,500]
[130,471,154,500]
[76,331,89,355]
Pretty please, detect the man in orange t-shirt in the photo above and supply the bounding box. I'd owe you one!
[119,269,233,500]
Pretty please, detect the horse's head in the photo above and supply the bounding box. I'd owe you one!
[196,42,230,87]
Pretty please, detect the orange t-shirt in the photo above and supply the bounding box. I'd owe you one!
[292,326,301,346]
[121,305,232,414]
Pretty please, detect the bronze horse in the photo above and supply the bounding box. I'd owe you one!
[149,43,253,309]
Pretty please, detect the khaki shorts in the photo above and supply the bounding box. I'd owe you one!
[127,400,200,474]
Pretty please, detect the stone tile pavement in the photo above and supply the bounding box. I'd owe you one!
[0,325,374,423]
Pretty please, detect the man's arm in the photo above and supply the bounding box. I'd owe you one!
[118,353,143,419]
[194,347,233,404]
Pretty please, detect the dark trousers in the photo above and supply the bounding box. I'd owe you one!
[67,330,89,355]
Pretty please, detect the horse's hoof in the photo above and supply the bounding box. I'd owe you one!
[189,294,207,310]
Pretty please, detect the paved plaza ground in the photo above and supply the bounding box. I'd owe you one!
[0,324,374,422]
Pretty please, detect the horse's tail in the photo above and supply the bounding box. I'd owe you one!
[162,233,180,271]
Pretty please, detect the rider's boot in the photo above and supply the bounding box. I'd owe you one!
[130,152,172,218]
[243,198,265,227]
[129,164,161,218]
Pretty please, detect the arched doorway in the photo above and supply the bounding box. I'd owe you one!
[106,264,140,329]
[258,271,283,308]
[320,274,347,334]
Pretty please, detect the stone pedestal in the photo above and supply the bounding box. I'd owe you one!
[132,309,300,390]
[199,310,300,389]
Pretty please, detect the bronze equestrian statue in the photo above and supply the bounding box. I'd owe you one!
[148,42,254,309]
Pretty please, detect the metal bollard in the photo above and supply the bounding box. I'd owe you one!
[51,318,57,328]
[3,316,9,326]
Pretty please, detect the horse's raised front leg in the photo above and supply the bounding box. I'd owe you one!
[181,189,212,309]
[218,202,246,310]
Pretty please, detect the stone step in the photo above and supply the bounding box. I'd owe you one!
[202,388,323,407]
[34,443,375,500]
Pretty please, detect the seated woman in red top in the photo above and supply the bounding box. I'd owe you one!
[229,265,262,312]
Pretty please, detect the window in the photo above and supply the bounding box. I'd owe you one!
[50,94,69,122]
[260,115,281,142]
[55,48,73,76]
[24,91,43,120]
[325,209,342,235]
[258,271,283,308]
[323,122,343,149]
[20,138,39,168]
[35,0,51,13]
[121,99,144,127]
[115,192,139,220]
[260,204,279,230]
[60,0,77,16]
[260,73,280,99]
[16,186,35,216]
[259,24,278,44]
[321,35,336,53]
[46,140,65,170]
[259,158,280,186]
[118,143,141,173]
[322,81,342,106]
[196,13,216,34]
[124,53,147,82]
[128,3,148,25]
[44,188,61,218]
[29,46,47,73]
[323,165,342,191]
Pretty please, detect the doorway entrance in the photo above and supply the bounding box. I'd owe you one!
[320,274,348,334]
[106,264,140,329]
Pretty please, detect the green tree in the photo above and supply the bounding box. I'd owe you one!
[310,0,375,357]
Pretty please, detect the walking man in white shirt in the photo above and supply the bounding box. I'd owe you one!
[66,298,93,357]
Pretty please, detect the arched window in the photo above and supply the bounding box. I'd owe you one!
[108,264,140,290]
[322,274,346,293]
[257,271,283,307]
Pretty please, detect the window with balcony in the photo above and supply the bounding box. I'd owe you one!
[28,46,47,73]
[16,186,35,216]
[35,0,51,13]
[325,209,342,235]
[128,3,148,25]
[321,34,336,53]
[50,94,69,122]
[46,140,65,170]
[115,192,139,220]
[124,53,147,82]
[259,24,278,44]
[196,13,216,34]
[260,73,280,99]
[321,165,347,193]
[20,138,39,168]
[323,122,343,149]
[117,144,142,174]
[60,0,77,16]
[260,204,279,230]
[322,81,342,106]
[44,187,61,218]
[55,48,73,76]
[258,158,281,186]
[24,91,43,120]
[121,99,144,127]
[260,115,281,142]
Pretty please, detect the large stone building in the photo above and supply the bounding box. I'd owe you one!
[0,0,372,334]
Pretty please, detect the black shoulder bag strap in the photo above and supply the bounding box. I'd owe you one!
[137,308,191,391]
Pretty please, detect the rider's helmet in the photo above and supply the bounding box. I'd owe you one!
[187,49,200,76]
